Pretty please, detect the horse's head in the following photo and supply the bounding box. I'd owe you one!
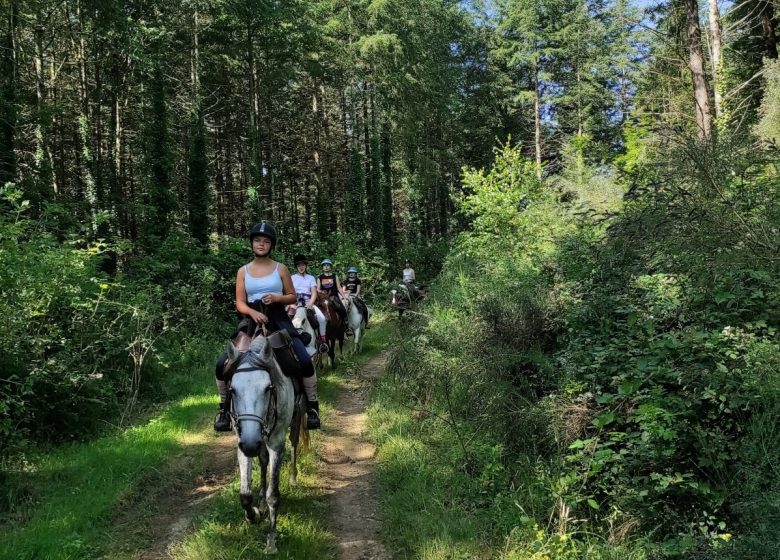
[227,336,278,457]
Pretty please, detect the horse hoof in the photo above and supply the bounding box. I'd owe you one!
[265,537,278,555]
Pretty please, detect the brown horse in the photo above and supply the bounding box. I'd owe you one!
[316,296,345,369]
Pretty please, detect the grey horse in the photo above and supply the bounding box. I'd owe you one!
[226,335,307,554]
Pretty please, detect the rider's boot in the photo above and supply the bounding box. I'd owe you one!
[214,378,231,432]
[214,402,231,432]
[318,335,329,353]
[306,400,321,430]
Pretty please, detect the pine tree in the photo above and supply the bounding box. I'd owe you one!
[187,105,209,247]
[345,143,366,237]
[142,62,175,246]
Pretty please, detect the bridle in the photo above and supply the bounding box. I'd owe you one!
[229,324,279,440]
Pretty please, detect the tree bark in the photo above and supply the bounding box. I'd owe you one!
[760,0,778,59]
[682,0,712,140]
[533,59,542,179]
[708,0,723,119]
[0,0,18,184]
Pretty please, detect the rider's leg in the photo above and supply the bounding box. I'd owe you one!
[313,306,328,351]
[357,299,370,327]
[291,337,320,430]
[214,352,231,432]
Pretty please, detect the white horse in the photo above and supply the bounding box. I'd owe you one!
[226,335,307,554]
[291,305,317,357]
[345,295,370,354]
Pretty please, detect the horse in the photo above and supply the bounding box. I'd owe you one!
[291,304,323,370]
[316,296,345,369]
[225,335,308,554]
[390,281,425,317]
[345,294,368,354]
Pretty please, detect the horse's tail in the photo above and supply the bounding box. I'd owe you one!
[298,406,310,453]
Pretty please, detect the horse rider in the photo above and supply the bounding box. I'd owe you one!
[343,266,370,329]
[213,223,321,433]
[291,254,329,353]
[317,258,349,324]
[402,259,421,300]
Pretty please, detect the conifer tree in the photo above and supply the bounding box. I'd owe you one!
[345,143,366,237]
[142,62,175,246]
[187,105,209,247]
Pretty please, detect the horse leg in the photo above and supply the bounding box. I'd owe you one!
[328,334,336,370]
[238,449,256,523]
[288,406,301,485]
[257,444,269,516]
[264,444,285,554]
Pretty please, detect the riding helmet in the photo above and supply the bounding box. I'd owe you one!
[321,258,333,266]
[293,254,307,265]
[347,266,358,274]
[248,222,277,247]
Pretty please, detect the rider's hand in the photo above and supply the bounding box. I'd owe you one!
[250,310,268,323]
[262,293,277,305]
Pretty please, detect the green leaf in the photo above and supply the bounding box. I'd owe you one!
[592,412,615,428]
[714,291,734,304]
[587,498,600,510]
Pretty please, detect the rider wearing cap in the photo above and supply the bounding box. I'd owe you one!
[343,266,370,329]
[291,254,329,352]
[213,223,321,432]
[317,259,348,323]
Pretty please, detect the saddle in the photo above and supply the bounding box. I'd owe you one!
[224,330,302,381]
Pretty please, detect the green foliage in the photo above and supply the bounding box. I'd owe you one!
[141,62,176,247]
[755,59,780,147]
[0,186,239,459]
[383,138,780,557]
[187,106,210,247]
[345,144,366,237]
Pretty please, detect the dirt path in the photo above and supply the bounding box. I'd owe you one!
[318,353,391,560]
[121,353,390,560]
[110,428,237,560]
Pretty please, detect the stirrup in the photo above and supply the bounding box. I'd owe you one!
[318,341,329,353]
[345,327,354,336]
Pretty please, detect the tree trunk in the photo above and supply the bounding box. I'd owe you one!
[708,0,723,119]
[0,0,18,185]
[533,59,542,179]
[760,1,778,59]
[682,0,712,140]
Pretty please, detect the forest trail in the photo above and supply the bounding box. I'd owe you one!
[112,426,237,559]
[317,352,390,560]
[120,350,391,559]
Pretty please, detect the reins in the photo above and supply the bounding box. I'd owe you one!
[229,312,279,440]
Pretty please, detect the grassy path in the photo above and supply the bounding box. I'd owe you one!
[318,352,390,559]
[0,318,392,560]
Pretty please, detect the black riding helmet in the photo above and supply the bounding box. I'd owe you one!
[293,254,307,265]
[248,222,277,248]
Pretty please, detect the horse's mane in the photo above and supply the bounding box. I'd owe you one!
[239,336,285,384]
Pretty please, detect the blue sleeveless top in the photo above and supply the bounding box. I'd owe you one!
[244,263,283,303]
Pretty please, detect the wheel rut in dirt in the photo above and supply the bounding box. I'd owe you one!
[318,352,390,560]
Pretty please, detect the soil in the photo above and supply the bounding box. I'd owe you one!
[317,353,391,560]
[125,352,390,560]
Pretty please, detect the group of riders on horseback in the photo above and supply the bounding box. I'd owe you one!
[213,223,372,434]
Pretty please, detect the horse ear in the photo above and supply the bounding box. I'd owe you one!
[226,340,241,362]
[261,338,273,361]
